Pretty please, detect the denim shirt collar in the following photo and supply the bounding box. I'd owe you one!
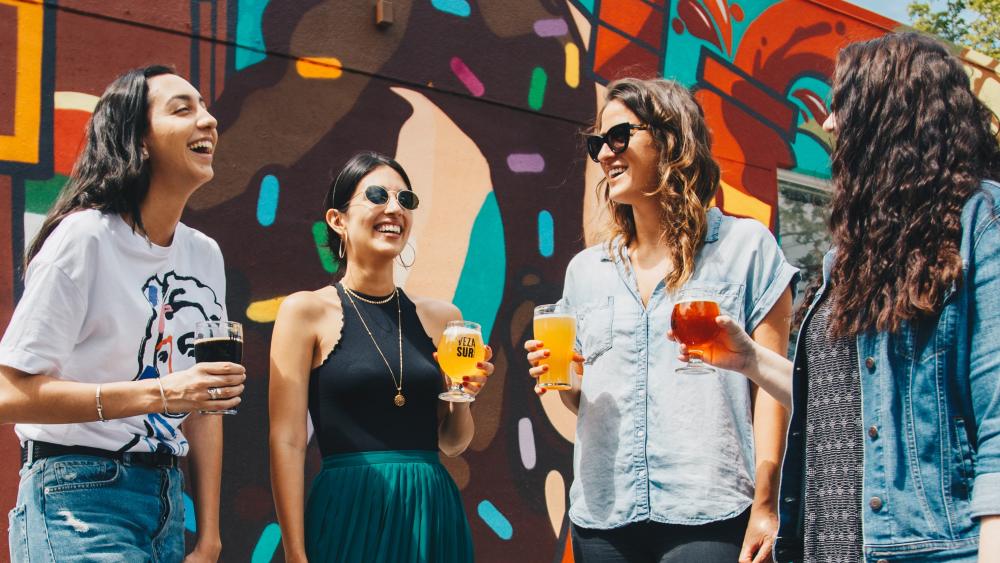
[599,207,725,263]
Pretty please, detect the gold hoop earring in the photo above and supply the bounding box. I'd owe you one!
[397,241,415,269]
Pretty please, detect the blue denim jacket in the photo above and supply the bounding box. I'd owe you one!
[775,181,1000,562]
[562,207,799,529]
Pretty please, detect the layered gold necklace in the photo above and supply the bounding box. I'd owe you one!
[342,283,405,407]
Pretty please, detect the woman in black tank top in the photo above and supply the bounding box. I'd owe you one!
[268,152,493,563]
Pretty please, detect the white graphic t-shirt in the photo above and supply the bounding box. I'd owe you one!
[0,209,227,455]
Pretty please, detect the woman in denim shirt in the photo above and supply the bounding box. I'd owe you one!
[676,33,1000,561]
[525,78,798,562]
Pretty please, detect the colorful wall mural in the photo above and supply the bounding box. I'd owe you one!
[1,0,998,561]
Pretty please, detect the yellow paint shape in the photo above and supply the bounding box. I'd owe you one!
[0,0,43,164]
[564,43,580,88]
[566,0,591,51]
[246,295,287,323]
[545,470,566,537]
[390,87,493,300]
[296,57,343,79]
[54,91,99,113]
[540,387,576,443]
[720,180,772,228]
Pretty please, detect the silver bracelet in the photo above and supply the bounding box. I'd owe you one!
[155,377,170,415]
[95,384,107,422]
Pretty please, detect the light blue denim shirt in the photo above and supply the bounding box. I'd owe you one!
[562,207,799,529]
[776,180,1000,562]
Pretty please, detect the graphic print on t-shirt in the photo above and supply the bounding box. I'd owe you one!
[123,271,224,453]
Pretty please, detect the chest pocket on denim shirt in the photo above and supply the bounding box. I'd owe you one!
[674,281,745,325]
[577,297,613,365]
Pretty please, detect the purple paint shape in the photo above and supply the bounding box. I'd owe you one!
[533,18,568,37]
[507,153,545,173]
[450,57,485,97]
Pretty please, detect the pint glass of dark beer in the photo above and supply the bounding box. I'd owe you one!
[194,320,244,414]
[670,300,720,374]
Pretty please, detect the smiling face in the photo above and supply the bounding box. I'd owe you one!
[328,164,414,262]
[596,99,661,207]
[143,74,218,192]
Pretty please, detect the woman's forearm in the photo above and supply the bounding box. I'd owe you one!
[981,516,1000,561]
[438,403,474,457]
[743,344,794,409]
[184,412,224,558]
[0,364,160,424]
[270,439,309,560]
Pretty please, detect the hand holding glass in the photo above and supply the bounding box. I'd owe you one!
[671,300,720,375]
[194,320,244,414]
[533,304,576,390]
[437,320,485,403]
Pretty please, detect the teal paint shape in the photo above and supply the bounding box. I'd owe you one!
[251,523,282,563]
[477,500,513,540]
[452,192,505,343]
[236,0,270,70]
[528,67,547,111]
[538,210,554,257]
[431,0,471,17]
[575,0,595,13]
[312,221,339,274]
[790,135,832,179]
[257,174,279,227]
[184,494,196,532]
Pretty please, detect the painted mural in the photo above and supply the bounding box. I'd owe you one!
[1,0,998,561]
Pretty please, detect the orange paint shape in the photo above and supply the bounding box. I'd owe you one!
[700,53,796,134]
[0,0,43,164]
[599,0,656,43]
[720,180,772,228]
[296,57,343,79]
[54,109,90,176]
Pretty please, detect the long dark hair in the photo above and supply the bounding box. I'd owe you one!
[24,65,175,270]
[597,78,720,292]
[826,32,1000,336]
[323,151,413,263]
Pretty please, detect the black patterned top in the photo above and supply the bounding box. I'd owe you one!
[802,297,864,563]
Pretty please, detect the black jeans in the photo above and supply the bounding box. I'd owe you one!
[571,509,750,563]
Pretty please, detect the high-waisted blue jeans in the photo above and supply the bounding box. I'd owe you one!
[8,455,185,562]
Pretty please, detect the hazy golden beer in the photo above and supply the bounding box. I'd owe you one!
[437,320,484,402]
[534,304,576,390]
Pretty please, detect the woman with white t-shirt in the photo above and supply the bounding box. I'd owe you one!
[0,66,244,562]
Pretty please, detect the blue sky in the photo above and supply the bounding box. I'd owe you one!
[847,0,915,23]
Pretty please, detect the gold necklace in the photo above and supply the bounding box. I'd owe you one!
[342,284,405,407]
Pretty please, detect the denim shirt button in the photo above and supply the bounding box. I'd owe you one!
[869,496,883,511]
[868,426,879,439]
[865,357,876,370]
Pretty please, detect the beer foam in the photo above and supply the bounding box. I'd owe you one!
[444,325,480,339]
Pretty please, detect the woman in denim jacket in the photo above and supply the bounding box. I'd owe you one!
[525,78,798,562]
[674,33,1000,561]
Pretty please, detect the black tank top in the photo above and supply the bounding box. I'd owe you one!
[308,284,442,457]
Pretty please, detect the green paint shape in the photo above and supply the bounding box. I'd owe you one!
[528,67,547,111]
[452,192,505,342]
[24,175,68,215]
[312,221,339,274]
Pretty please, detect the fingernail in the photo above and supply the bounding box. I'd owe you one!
[463,377,469,381]
[544,351,550,357]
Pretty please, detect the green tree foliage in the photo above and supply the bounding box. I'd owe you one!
[908,0,1000,58]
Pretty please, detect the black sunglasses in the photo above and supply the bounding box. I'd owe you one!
[585,122,649,162]
[362,185,419,210]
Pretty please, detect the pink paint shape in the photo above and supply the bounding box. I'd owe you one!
[450,57,485,97]
[533,18,568,37]
[507,153,545,173]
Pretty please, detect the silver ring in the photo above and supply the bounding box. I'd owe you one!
[208,387,220,400]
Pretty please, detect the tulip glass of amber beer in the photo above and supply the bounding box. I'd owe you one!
[437,320,485,403]
[534,304,576,390]
[194,320,244,414]
[671,300,720,375]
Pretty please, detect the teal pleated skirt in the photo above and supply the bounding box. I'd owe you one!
[304,450,474,563]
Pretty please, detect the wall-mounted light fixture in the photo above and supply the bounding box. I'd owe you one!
[375,0,394,27]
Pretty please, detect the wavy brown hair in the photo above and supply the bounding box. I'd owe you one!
[597,78,720,292]
[826,33,1000,337]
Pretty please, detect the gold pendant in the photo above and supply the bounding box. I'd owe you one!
[394,392,406,407]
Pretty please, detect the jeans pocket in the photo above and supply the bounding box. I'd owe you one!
[8,505,28,563]
[43,458,121,494]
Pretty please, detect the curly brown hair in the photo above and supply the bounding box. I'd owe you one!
[597,78,721,292]
[826,32,1000,337]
